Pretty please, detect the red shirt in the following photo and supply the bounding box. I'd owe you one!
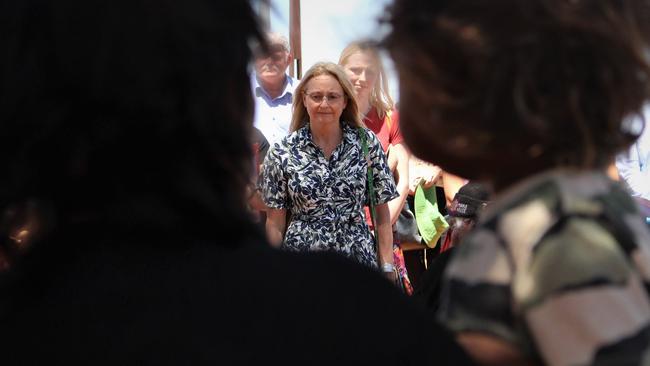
[364,108,403,228]
[363,108,403,153]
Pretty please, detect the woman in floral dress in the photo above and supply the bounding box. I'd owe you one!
[259,62,398,279]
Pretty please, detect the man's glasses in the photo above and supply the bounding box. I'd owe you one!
[304,92,345,104]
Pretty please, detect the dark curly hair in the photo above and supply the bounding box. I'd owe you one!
[0,0,266,253]
[384,0,650,186]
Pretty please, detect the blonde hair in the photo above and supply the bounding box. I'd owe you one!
[290,62,363,132]
[338,41,394,119]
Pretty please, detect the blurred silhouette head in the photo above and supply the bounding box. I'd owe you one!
[385,0,650,188]
[0,0,267,261]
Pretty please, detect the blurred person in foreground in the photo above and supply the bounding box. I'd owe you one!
[384,0,650,365]
[0,0,473,364]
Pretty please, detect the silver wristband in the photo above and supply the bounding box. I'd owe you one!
[381,263,395,273]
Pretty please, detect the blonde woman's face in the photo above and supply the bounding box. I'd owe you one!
[341,51,378,102]
[303,75,347,127]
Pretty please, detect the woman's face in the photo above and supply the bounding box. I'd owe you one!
[341,51,378,103]
[303,74,347,127]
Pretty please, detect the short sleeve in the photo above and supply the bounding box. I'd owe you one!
[366,129,398,205]
[515,217,650,365]
[437,229,521,347]
[258,143,289,209]
[387,110,404,146]
[439,215,650,365]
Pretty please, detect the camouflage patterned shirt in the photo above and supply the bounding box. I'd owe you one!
[438,170,650,365]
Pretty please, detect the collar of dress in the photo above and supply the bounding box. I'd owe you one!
[296,122,359,150]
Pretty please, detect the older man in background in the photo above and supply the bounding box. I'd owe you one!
[253,32,295,147]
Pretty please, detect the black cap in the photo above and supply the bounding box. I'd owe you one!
[448,182,491,218]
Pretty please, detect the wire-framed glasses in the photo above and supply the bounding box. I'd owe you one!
[304,92,345,104]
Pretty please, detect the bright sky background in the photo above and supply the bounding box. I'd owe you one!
[267,0,399,100]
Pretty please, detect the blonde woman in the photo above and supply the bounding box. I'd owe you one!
[339,42,413,291]
[259,62,398,277]
[338,42,409,224]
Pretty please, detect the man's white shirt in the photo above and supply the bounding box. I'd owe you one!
[252,74,296,148]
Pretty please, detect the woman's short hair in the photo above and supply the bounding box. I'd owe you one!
[290,62,363,132]
[384,0,650,181]
[338,42,395,118]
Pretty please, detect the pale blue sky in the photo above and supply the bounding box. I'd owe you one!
[267,0,398,100]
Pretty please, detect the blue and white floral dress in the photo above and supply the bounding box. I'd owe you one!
[259,122,398,268]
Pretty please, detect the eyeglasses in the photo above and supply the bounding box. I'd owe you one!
[304,92,345,104]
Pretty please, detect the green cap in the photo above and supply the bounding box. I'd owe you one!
[414,185,449,247]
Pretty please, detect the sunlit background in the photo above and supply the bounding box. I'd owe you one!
[264,0,399,101]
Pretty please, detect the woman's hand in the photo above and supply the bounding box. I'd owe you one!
[382,268,398,283]
[380,261,399,285]
[408,157,442,195]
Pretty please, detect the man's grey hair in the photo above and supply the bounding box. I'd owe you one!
[266,32,290,53]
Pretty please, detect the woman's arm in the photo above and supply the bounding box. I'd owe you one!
[408,157,442,195]
[375,203,395,280]
[265,208,287,248]
[442,171,467,206]
[247,186,268,212]
[387,144,410,226]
